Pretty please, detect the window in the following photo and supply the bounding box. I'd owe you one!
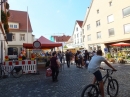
[77,34,79,38]
[97,9,99,14]
[80,33,82,36]
[124,24,130,34]
[108,28,115,36]
[97,32,101,39]
[96,20,100,27]
[123,6,130,17]
[77,39,79,44]
[109,1,112,6]
[76,27,78,31]
[81,38,82,43]
[10,24,13,28]
[12,34,15,41]
[14,25,17,28]
[87,35,91,41]
[20,34,25,41]
[82,29,84,34]
[83,36,85,42]
[107,15,114,23]
[87,24,90,30]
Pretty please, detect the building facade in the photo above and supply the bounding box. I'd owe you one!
[72,20,85,49]
[83,0,130,52]
[8,10,35,56]
[50,35,70,51]
[0,0,9,63]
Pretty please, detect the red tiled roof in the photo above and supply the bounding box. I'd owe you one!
[8,10,33,32]
[76,20,83,28]
[52,35,70,42]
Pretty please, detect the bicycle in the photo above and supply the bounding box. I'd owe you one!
[0,62,23,78]
[81,69,119,97]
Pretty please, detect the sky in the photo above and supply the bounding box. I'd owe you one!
[8,0,91,39]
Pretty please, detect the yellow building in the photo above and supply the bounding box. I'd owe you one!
[83,0,130,52]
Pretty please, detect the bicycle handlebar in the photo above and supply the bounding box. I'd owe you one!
[100,68,117,75]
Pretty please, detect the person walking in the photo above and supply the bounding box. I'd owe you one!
[84,50,89,67]
[50,52,60,82]
[58,51,63,63]
[75,51,79,67]
[65,50,71,68]
[78,51,83,68]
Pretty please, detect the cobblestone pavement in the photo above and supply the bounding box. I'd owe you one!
[0,63,130,97]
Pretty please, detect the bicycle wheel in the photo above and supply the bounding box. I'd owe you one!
[12,68,23,78]
[81,84,99,97]
[107,79,119,97]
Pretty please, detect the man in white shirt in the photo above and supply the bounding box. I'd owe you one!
[88,50,116,97]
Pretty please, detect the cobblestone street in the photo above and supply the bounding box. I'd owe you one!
[0,63,130,97]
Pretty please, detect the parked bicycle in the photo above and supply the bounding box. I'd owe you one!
[0,63,23,78]
[81,68,119,97]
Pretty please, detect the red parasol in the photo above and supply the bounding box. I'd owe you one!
[111,42,130,46]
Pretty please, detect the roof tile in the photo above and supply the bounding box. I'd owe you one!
[8,10,33,32]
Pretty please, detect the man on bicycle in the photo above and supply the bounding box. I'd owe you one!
[88,50,116,97]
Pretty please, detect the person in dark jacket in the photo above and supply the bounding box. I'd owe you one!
[84,50,89,61]
[65,50,71,68]
[75,51,79,67]
[84,50,90,68]
[50,52,60,82]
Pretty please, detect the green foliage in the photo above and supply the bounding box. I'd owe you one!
[6,2,9,9]
[4,23,9,33]
[64,45,68,48]
[7,11,10,17]
[1,10,6,23]
[105,53,111,59]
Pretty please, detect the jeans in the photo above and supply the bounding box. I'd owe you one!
[51,67,59,81]
[66,60,70,67]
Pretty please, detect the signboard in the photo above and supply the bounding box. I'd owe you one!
[104,48,108,53]
[33,41,41,49]
[32,49,42,53]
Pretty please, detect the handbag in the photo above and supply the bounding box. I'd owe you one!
[46,68,52,77]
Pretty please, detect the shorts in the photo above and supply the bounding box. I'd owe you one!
[93,70,102,82]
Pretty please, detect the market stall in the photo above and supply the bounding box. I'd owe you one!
[23,36,62,64]
[106,42,130,63]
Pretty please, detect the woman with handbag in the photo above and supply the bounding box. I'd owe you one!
[50,52,60,82]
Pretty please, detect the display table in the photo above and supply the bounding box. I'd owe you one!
[3,60,37,74]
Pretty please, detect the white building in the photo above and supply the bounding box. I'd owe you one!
[0,0,9,63]
[72,20,85,50]
[8,10,35,56]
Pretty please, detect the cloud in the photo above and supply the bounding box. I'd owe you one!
[56,10,60,13]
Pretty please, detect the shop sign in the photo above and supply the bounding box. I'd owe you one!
[104,48,108,53]
[32,49,42,53]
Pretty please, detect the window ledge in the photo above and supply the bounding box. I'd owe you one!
[123,14,130,18]
[124,33,130,34]
[109,35,115,37]
[108,21,114,24]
